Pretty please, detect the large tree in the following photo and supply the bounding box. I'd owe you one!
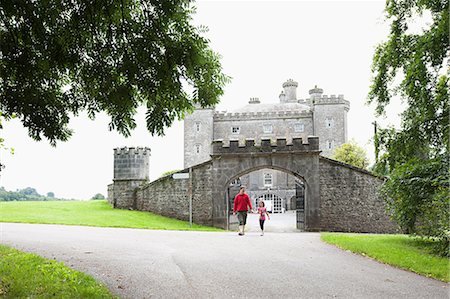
[368,0,448,254]
[331,141,369,169]
[0,0,228,145]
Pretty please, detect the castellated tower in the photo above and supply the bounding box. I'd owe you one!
[108,147,150,209]
[184,105,214,168]
[310,86,350,157]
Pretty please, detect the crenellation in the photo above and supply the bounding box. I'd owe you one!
[212,136,320,155]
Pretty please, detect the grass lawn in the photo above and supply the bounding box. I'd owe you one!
[321,233,449,282]
[0,244,115,298]
[0,200,221,231]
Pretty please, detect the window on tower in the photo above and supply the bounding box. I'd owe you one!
[327,140,333,149]
[195,144,201,154]
[263,123,273,134]
[195,122,201,132]
[294,123,304,133]
[231,126,240,134]
[326,117,334,128]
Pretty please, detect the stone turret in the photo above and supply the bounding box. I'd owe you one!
[184,106,215,168]
[309,85,324,101]
[108,147,151,209]
[310,86,350,157]
[281,79,298,103]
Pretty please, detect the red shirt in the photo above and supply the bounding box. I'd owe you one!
[233,193,252,212]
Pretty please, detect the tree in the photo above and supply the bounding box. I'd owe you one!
[91,193,105,200]
[19,187,40,197]
[368,0,449,255]
[0,1,229,145]
[47,192,55,198]
[331,141,369,169]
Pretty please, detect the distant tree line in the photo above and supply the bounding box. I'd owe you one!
[0,187,63,201]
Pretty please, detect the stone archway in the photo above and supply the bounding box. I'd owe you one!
[223,165,308,231]
[211,137,321,231]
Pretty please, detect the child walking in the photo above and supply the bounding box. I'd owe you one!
[257,201,270,236]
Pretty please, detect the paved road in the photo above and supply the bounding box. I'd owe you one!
[1,223,448,299]
[246,211,297,232]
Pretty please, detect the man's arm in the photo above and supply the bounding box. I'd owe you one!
[247,195,253,212]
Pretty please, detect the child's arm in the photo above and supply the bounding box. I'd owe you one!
[266,211,270,219]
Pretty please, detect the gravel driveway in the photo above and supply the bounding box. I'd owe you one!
[1,223,447,299]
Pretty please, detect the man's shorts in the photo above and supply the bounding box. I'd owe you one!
[237,211,248,225]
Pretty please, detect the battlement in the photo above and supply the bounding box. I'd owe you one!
[312,95,350,110]
[213,110,311,121]
[212,137,319,155]
[282,79,298,88]
[114,147,151,156]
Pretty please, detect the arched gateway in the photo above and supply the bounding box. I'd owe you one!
[107,137,398,233]
[211,137,319,231]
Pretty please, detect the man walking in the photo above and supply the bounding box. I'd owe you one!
[233,186,253,236]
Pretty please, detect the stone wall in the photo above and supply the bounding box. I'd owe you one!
[135,161,214,226]
[319,157,398,233]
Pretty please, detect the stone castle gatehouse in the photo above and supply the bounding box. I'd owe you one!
[107,137,397,233]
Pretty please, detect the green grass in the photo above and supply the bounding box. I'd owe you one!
[0,244,115,298]
[0,200,221,231]
[321,233,450,282]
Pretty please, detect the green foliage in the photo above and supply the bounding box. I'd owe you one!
[0,200,222,231]
[380,156,449,255]
[368,0,449,255]
[0,186,65,201]
[0,244,115,298]
[331,141,369,169]
[160,169,182,177]
[321,233,450,282]
[91,193,105,200]
[0,1,229,145]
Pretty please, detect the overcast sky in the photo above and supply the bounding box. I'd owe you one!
[1,0,405,199]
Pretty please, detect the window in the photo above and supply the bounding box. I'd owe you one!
[195,144,201,154]
[230,178,241,186]
[326,117,334,128]
[263,173,273,187]
[195,122,201,132]
[327,140,333,150]
[263,123,273,134]
[294,123,304,133]
[231,126,240,134]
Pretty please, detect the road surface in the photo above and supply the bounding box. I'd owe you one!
[1,223,447,298]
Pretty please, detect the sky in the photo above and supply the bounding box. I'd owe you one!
[1,0,406,199]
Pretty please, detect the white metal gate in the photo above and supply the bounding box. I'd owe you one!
[256,194,284,213]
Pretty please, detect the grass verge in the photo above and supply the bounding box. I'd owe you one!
[0,244,115,298]
[321,233,449,282]
[0,200,221,231]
